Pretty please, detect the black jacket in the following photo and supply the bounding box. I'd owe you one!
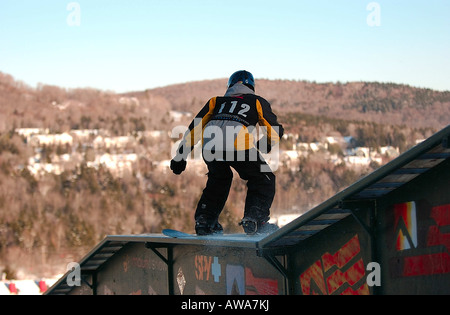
[176,83,284,159]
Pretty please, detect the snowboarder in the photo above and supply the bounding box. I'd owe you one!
[170,70,284,235]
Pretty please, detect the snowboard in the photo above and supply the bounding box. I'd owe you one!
[162,228,265,240]
[162,229,195,238]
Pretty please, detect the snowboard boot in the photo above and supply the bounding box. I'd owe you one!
[239,217,279,235]
[195,217,223,236]
[239,217,258,235]
[257,221,279,234]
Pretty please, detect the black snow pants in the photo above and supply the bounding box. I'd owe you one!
[194,149,276,225]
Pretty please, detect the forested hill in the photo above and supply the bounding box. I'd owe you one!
[1,71,449,133]
[131,78,450,130]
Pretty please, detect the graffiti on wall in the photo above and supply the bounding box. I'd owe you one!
[194,255,222,282]
[394,201,418,250]
[299,234,369,295]
[192,255,279,295]
[391,201,450,277]
[226,264,279,295]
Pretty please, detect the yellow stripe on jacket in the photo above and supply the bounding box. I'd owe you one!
[256,99,281,146]
[184,97,217,147]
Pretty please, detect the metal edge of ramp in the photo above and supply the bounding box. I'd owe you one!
[45,238,129,295]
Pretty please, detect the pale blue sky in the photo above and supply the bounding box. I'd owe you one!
[1,1,449,92]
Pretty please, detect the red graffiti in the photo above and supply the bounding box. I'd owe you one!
[392,202,450,277]
[402,253,450,276]
[245,267,279,295]
[299,235,369,295]
[195,255,212,281]
[428,205,450,252]
[326,259,367,295]
[299,260,326,295]
[322,234,361,271]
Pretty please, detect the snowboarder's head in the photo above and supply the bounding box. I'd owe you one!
[227,70,255,91]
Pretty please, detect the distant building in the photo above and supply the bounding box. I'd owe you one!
[93,136,136,149]
[29,133,73,147]
[15,128,49,142]
[169,110,193,122]
[70,129,99,141]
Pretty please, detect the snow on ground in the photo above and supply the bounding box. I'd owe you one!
[0,277,60,295]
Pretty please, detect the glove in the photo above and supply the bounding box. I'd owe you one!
[170,159,187,175]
